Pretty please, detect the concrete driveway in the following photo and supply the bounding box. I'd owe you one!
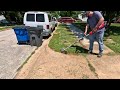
[0,29,37,79]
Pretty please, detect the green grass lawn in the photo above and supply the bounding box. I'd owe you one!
[104,23,120,53]
[0,26,15,31]
[48,24,88,55]
[0,25,25,31]
[73,22,120,54]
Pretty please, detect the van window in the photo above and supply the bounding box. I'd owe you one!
[26,14,35,21]
[36,14,45,22]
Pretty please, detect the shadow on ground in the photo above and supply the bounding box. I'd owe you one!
[71,45,98,55]
[43,35,51,39]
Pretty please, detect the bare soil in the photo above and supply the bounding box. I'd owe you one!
[15,30,97,79]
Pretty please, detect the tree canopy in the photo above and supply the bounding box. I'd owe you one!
[0,11,119,27]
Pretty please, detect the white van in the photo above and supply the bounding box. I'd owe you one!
[23,11,56,36]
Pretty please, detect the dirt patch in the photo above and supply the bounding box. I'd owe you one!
[15,24,120,79]
[86,54,120,79]
[15,29,97,79]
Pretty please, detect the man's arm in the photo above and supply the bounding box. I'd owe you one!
[92,17,104,33]
[84,24,89,35]
[95,17,104,29]
[92,11,105,33]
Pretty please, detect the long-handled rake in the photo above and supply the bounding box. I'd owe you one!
[60,34,89,54]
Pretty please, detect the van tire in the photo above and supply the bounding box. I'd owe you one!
[31,38,36,46]
[49,34,51,37]
[53,27,55,30]
[55,24,57,27]
[39,35,43,46]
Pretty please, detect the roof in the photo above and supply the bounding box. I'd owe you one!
[25,11,47,14]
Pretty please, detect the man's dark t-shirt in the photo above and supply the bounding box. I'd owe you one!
[87,11,105,32]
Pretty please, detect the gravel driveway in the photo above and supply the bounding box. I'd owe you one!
[0,29,37,79]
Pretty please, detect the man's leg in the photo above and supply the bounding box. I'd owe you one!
[88,34,95,53]
[96,29,105,57]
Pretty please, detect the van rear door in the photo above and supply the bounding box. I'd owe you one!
[24,13,46,28]
[24,13,36,27]
[35,13,46,29]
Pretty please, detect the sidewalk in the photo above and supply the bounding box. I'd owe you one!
[0,29,37,79]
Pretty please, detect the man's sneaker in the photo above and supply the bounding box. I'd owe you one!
[97,53,103,58]
[88,50,93,54]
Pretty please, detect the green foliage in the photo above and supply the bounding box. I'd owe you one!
[0,11,26,24]
[0,26,15,30]
[104,23,120,53]
[1,10,119,28]
[48,24,88,55]
[47,11,81,18]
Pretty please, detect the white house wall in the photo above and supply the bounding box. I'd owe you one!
[0,15,5,21]
[78,14,87,22]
